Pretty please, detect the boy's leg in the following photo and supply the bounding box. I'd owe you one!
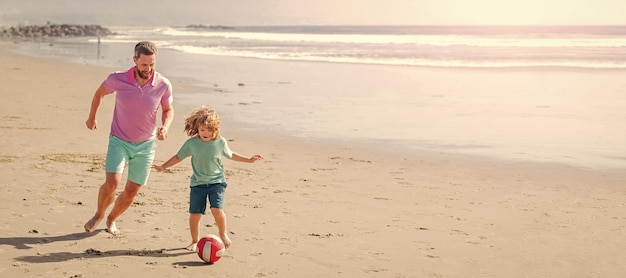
[188,185,208,251]
[210,208,231,248]
[187,213,202,251]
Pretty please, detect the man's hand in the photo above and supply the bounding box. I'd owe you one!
[86,118,97,130]
[157,127,168,140]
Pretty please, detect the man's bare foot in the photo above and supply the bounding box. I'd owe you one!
[84,215,103,233]
[186,242,198,252]
[106,221,119,235]
[220,234,232,249]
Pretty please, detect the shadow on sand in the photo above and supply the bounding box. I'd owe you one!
[0,230,99,250]
[3,229,214,266]
[14,247,193,263]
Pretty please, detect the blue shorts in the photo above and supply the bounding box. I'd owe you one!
[189,183,227,214]
[105,136,157,186]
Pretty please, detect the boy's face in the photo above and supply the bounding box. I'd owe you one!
[198,126,217,142]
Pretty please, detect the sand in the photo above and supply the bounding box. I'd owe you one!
[1,41,626,277]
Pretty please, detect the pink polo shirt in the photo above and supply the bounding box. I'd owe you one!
[102,67,173,142]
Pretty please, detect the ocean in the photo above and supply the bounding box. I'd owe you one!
[13,25,626,69]
[8,25,626,169]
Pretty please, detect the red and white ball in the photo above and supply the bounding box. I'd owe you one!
[197,234,225,263]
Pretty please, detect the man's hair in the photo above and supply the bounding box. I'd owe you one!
[134,41,157,58]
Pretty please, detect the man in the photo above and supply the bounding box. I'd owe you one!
[83,41,174,235]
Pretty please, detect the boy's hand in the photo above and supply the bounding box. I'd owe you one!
[250,154,264,162]
[151,164,164,172]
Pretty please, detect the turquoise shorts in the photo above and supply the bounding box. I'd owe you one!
[105,136,157,186]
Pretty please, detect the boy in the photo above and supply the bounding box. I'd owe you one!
[152,106,263,250]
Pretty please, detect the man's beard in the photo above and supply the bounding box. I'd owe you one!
[136,68,152,80]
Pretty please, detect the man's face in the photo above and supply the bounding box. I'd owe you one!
[133,53,156,80]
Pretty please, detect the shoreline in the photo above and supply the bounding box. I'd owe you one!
[1,38,624,177]
[7,36,626,170]
[1,39,624,172]
[2,40,626,277]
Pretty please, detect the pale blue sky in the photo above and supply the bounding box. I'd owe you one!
[1,0,625,26]
[208,0,626,25]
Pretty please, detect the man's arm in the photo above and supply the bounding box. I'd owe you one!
[157,104,174,140]
[85,84,109,130]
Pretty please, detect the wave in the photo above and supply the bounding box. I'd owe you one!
[160,27,626,48]
[167,44,626,69]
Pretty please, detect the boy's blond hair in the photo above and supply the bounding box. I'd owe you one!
[184,105,221,138]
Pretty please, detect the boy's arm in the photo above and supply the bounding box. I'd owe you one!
[230,152,264,163]
[152,154,183,171]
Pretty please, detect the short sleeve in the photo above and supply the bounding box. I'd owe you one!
[222,138,233,159]
[177,139,192,159]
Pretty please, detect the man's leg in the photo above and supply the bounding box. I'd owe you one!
[103,137,154,235]
[84,173,122,233]
[105,180,142,235]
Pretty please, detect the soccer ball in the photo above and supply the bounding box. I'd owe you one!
[197,234,225,263]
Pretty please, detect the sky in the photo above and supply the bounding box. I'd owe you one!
[1,0,625,26]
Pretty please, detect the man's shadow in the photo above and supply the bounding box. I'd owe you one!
[0,230,99,250]
[1,229,211,266]
[14,246,199,264]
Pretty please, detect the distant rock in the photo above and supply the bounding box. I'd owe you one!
[0,24,113,39]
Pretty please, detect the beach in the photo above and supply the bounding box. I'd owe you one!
[1,40,626,278]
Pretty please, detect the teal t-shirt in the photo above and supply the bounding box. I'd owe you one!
[176,136,233,186]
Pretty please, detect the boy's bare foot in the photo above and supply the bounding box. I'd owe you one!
[186,242,198,252]
[84,215,103,233]
[220,234,232,249]
[106,221,119,235]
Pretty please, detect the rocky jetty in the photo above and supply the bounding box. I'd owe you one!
[0,24,112,39]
